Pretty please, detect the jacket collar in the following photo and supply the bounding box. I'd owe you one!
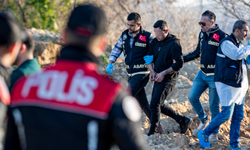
[159,33,178,46]
[57,45,100,65]
[18,58,38,69]
[230,33,240,46]
[203,24,220,35]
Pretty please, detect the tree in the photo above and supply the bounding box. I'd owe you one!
[1,0,71,32]
[213,0,250,22]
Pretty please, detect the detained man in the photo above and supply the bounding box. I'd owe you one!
[144,20,192,136]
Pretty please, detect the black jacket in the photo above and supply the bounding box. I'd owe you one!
[214,34,243,87]
[183,25,227,75]
[4,45,149,150]
[147,33,183,79]
[121,27,151,73]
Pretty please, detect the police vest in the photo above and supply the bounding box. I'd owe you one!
[121,28,151,74]
[11,60,123,119]
[199,26,227,75]
[214,34,243,87]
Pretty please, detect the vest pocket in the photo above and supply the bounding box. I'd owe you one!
[224,66,238,81]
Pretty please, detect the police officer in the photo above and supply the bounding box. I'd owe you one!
[4,5,149,150]
[106,13,163,132]
[183,10,227,142]
[145,20,192,136]
[198,20,250,149]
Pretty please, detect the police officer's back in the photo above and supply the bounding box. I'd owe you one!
[4,4,149,150]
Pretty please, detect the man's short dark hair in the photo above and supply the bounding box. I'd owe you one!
[0,11,23,47]
[202,10,216,22]
[233,20,248,32]
[127,12,141,24]
[153,20,168,31]
[22,31,35,52]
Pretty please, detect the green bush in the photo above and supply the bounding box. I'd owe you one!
[3,0,71,33]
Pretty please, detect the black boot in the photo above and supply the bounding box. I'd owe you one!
[179,117,192,134]
[147,122,158,136]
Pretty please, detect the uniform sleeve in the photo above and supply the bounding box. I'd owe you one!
[108,91,149,150]
[9,70,24,92]
[221,40,250,60]
[109,35,123,63]
[183,33,201,62]
[170,42,184,71]
[4,107,21,150]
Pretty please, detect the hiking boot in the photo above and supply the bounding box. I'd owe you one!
[179,117,192,134]
[198,130,210,148]
[157,123,163,134]
[209,133,218,142]
[229,144,242,150]
[193,120,208,136]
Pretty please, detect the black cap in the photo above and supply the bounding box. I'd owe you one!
[153,20,168,30]
[0,11,25,46]
[67,4,107,37]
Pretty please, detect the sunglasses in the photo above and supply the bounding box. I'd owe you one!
[199,22,206,26]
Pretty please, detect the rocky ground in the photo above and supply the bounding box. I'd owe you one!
[108,60,250,150]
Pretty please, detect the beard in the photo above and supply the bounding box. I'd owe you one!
[129,29,139,34]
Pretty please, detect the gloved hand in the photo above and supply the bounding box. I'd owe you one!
[106,63,113,74]
[144,55,154,64]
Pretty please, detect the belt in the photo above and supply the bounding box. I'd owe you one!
[201,70,214,76]
[127,71,150,77]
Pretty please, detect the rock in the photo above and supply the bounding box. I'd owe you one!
[27,28,63,45]
[34,42,61,65]
[160,118,180,133]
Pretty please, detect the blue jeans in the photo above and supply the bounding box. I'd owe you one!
[188,71,220,133]
[204,103,244,146]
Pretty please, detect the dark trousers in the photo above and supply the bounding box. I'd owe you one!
[149,77,184,133]
[128,74,151,119]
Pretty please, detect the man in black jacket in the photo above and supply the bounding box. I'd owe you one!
[4,4,149,150]
[145,20,192,136]
[183,10,227,141]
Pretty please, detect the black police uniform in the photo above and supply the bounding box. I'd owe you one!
[4,45,149,150]
[183,24,227,75]
[120,27,152,119]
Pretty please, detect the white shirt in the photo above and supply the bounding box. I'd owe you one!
[215,40,250,106]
